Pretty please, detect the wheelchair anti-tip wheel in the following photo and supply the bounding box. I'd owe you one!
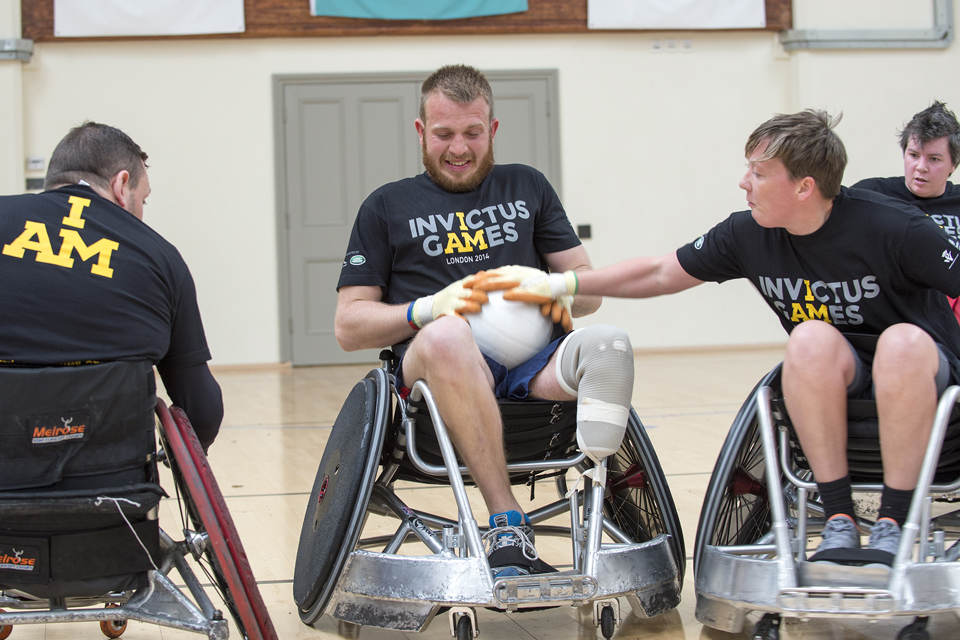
[98,604,127,638]
[604,409,686,585]
[293,368,390,625]
[0,610,10,640]
[156,401,278,640]
[694,367,782,575]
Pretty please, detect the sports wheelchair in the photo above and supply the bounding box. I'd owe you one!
[694,350,960,640]
[293,350,684,640]
[0,361,277,640]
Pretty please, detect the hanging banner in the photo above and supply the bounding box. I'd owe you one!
[588,0,765,30]
[311,0,528,21]
[54,0,245,37]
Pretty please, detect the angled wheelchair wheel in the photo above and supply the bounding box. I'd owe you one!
[604,409,686,586]
[294,368,390,625]
[694,366,782,575]
[156,401,278,640]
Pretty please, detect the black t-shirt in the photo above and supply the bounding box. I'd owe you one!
[676,187,960,376]
[337,164,582,303]
[853,177,960,248]
[0,184,211,368]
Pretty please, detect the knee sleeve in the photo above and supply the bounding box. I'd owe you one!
[555,325,634,466]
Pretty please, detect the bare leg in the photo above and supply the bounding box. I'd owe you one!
[781,321,857,484]
[873,324,939,490]
[528,348,576,401]
[402,316,521,516]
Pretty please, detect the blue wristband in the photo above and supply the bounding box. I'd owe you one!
[407,301,420,330]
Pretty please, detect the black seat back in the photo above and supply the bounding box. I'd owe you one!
[0,361,157,491]
[0,362,162,598]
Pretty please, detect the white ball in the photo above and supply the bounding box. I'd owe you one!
[467,290,553,370]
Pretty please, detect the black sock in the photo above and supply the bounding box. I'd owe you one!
[818,475,856,522]
[877,486,914,527]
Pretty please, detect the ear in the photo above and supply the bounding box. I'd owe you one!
[490,117,499,142]
[796,176,817,201]
[415,118,426,146]
[109,170,131,208]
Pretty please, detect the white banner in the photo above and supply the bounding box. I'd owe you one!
[588,0,765,30]
[54,0,245,37]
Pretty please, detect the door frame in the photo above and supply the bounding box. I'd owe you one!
[272,70,561,364]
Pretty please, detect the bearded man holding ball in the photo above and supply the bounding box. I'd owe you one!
[335,64,636,579]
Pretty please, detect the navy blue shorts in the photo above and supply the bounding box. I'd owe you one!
[396,335,567,401]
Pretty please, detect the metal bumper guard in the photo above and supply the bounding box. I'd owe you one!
[696,545,960,632]
[329,533,680,632]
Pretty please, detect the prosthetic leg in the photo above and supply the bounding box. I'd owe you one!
[555,325,635,484]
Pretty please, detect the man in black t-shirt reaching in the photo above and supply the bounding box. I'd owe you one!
[336,65,637,578]
[0,122,222,448]
[854,101,960,321]
[495,110,960,560]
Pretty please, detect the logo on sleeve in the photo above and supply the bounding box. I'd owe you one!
[943,249,957,269]
[349,255,366,266]
[694,236,705,250]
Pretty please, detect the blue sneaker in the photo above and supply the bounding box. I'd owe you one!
[483,510,555,578]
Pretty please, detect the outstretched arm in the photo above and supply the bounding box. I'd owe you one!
[577,251,703,298]
[494,251,703,304]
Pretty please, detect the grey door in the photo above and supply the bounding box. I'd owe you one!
[275,71,560,366]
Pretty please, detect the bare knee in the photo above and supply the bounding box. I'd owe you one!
[874,324,939,386]
[783,321,854,385]
[403,316,493,387]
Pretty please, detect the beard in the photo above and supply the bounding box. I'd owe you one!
[422,136,495,193]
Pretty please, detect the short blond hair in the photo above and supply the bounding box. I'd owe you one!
[746,110,847,199]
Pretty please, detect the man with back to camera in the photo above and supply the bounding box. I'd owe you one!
[335,64,637,578]
[494,109,960,560]
[854,101,960,321]
[0,122,223,450]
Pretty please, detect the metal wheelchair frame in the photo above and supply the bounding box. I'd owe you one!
[695,376,960,640]
[297,357,683,639]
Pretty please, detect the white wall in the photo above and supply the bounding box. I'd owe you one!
[0,0,23,196]
[10,0,960,364]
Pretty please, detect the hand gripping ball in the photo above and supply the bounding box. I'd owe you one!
[467,290,553,370]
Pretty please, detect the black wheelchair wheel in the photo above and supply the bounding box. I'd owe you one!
[603,409,686,586]
[694,366,782,575]
[156,401,278,640]
[599,605,616,639]
[294,368,390,625]
[455,614,473,640]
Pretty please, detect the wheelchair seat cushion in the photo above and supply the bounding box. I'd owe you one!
[0,361,157,491]
[393,397,578,485]
[771,396,960,483]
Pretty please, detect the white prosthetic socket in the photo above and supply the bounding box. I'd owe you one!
[555,325,634,486]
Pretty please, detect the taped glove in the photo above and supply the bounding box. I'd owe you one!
[409,274,488,329]
[502,270,578,305]
[469,265,547,292]
[542,295,574,333]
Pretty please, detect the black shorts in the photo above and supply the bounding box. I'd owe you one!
[846,334,951,399]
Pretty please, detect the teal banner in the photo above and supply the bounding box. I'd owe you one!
[311,0,528,20]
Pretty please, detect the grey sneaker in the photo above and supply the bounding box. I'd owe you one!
[868,518,901,555]
[816,515,861,553]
